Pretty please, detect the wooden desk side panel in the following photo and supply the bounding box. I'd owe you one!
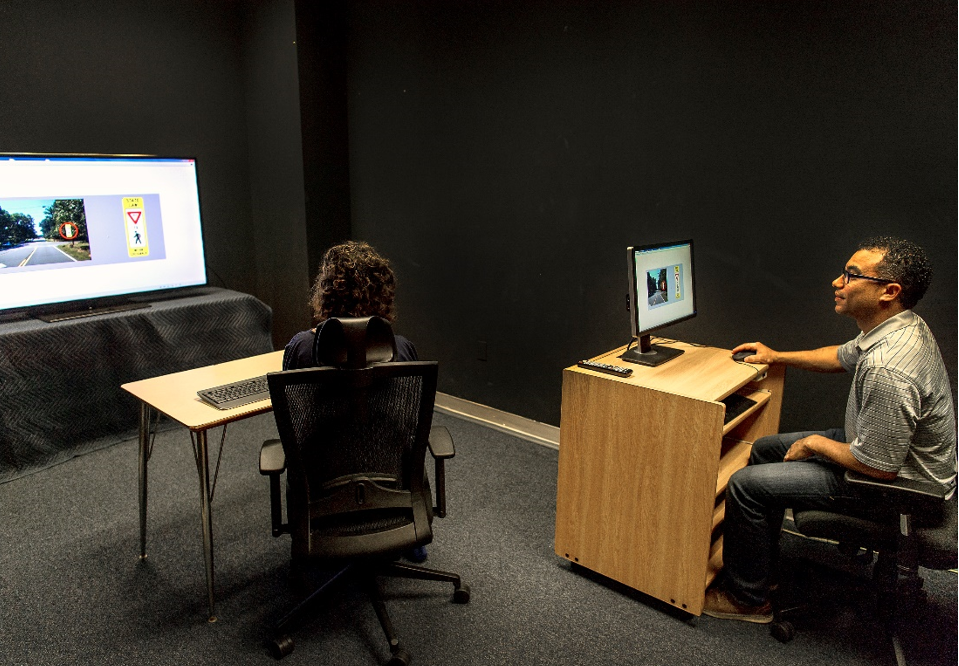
[555,369,724,613]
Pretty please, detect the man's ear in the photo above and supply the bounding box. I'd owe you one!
[879,282,902,304]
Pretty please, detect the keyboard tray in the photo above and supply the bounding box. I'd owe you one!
[721,392,757,425]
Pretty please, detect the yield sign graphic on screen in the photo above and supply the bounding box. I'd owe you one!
[122,196,150,257]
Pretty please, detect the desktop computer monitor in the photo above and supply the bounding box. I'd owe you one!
[622,239,696,366]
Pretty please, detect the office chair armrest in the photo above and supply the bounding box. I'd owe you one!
[427,426,455,459]
[428,426,454,518]
[260,438,286,475]
[260,439,289,537]
[844,470,946,516]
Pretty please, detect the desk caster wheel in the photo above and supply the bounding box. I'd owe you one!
[387,647,411,666]
[269,634,295,659]
[453,582,471,604]
[770,620,795,643]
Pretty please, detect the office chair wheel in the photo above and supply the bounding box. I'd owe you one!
[269,634,295,659]
[387,647,412,666]
[453,582,471,604]
[770,620,795,643]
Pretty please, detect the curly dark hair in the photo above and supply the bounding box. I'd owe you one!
[310,241,397,323]
[858,236,932,310]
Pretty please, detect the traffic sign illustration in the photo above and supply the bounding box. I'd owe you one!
[58,222,80,240]
[122,196,150,257]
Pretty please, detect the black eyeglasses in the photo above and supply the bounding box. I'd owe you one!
[841,270,896,286]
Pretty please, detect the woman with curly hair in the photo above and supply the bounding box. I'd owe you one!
[281,241,427,563]
[283,241,418,369]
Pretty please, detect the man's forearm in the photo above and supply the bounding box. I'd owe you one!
[774,346,844,373]
[785,434,897,480]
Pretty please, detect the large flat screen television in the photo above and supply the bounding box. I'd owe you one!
[0,154,207,321]
[622,239,696,366]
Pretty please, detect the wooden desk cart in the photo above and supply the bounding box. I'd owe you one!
[554,341,784,616]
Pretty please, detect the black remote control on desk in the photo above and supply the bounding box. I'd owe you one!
[577,360,633,377]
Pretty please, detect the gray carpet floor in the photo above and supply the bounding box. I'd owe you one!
[0,411,955,665]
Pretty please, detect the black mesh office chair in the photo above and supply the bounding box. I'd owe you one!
[259,317,470,665]
[772,470,957,666]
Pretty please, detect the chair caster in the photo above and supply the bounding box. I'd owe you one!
[269,634,295,659]
[387,647,412,666]
[453,582,471,604]
[770,620,795,643]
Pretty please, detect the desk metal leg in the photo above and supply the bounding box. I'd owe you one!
[195,429,217,623]
[138,402,152,560]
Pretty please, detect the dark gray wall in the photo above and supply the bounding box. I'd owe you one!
[1,0,257,297]
[295,1,354,282]
[3,0,955,433]
[344,0,957,430]
[0,0,311,349]
[243,0,312,348]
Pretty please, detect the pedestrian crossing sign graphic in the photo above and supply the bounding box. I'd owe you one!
[122,196,149,257]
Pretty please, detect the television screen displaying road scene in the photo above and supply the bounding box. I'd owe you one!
[0,198,92,268]
[0,155,204,313]
[0,194,165,272]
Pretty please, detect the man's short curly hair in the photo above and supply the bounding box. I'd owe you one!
[858,236,933,310]
[311,241,397,323]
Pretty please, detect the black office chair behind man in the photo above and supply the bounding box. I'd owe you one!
[259,317,470,665]
[772,470,957,666]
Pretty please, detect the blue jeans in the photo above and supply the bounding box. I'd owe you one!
[721,429,860,606]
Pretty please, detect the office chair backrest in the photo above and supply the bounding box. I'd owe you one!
[270,317,437,560]
[312,316,398,369]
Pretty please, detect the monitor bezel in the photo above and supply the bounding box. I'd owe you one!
[626,238,697,340]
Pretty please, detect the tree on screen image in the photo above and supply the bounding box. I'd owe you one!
[0,206,37,246]
[646,268,669,300]
[40,199,89,243]
[657,268,668,300]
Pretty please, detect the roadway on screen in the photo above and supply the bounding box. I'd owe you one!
[0,240,77,269]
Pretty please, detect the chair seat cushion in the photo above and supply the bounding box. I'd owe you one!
[793,494,958,570]
[793,510,898,552]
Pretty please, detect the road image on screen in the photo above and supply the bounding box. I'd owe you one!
[0,198,94,268]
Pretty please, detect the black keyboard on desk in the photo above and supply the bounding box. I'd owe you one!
[197,375,270,410]
[721,393,757,424]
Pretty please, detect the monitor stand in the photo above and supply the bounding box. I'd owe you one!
[620,334,684,367]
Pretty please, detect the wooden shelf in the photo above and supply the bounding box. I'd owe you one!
[721,388,771,435]
[716,437,751,497]
[711,499,725,533]
[705,535,724,589]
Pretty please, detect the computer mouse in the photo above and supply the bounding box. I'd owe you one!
[732,350,754,363]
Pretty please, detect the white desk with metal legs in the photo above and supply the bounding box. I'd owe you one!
[122,350,284,622]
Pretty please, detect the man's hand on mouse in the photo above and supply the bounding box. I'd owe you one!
[731,342,779,364]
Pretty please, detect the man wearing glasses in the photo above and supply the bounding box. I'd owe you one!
[703,236,956,622]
